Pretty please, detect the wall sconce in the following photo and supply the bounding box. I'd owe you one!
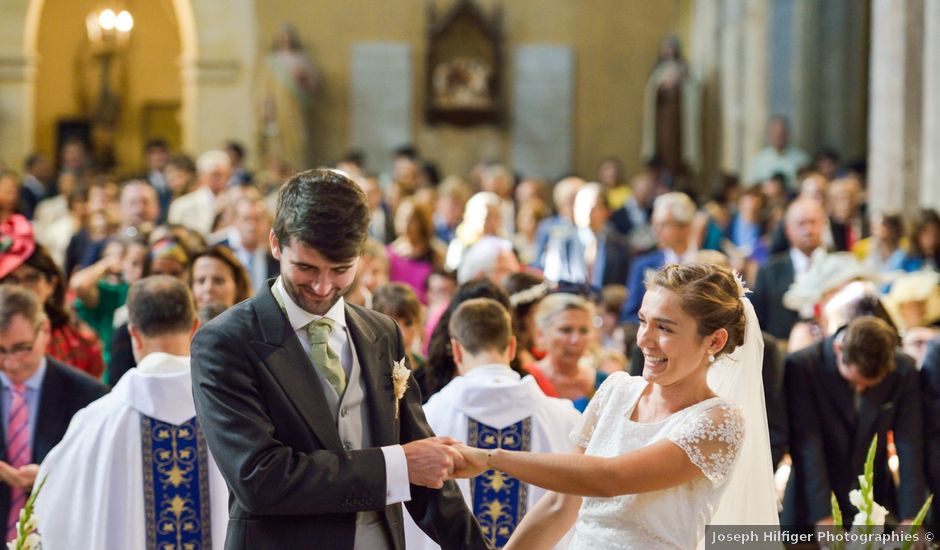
[85,6,133,126]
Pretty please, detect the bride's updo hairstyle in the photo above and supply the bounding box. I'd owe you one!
[645,263,747,360]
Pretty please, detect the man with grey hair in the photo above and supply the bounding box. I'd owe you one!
[532,176,585,280]
[168,149,232,236]
[752,197,828,340]
[0,286,107,540]
[619,191,696,322]
[35,276,229,549]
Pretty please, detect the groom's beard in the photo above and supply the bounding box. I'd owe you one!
[282,277,353,316]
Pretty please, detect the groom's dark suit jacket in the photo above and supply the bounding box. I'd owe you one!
[780,338,926,529]
[191,282,490,550]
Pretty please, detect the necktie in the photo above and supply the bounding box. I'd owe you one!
[6,384,30,541]
[307,318,346,396]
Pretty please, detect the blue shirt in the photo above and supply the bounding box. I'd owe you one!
[0,357,47,445]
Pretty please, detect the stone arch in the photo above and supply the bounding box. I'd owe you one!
[0,0,257,166]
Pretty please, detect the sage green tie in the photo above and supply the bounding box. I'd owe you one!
[306,318,346,396]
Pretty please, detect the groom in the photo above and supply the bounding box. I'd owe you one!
[191,169,491,550]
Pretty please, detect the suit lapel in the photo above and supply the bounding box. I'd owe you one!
[250,284,343,450]
[346,304,396,446]
[33,360,67,462]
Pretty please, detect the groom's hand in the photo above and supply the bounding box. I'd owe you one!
[402,437,467,489]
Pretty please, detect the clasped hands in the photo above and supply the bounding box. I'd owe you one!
[401,437,495,489]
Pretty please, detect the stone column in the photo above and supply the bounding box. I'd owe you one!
[921,0,940,210]
[0,55,36,167]
[868,0,924,216]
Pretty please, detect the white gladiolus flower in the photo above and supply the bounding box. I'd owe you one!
[23,533,40,550]
[857,475,867,488]
[848,489,864,509]
[853,511,867,526]
[22,516,36,534]
[869,503,888,526]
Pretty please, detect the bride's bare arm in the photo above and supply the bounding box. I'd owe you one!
[502,447,585,550]
[457,439,703,498]
[504,490,581,550]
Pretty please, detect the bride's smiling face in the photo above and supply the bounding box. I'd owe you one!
[637,286,716,386]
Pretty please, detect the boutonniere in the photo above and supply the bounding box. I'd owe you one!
[391,356,410,419]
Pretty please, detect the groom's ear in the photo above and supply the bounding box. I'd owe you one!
[269,229,281,259]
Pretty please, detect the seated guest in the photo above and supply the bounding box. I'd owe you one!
[526,293,607,412]
[212,195,278,291]
[372,283,426,370]
[619,191,697,322]
[1,219,105,378]
[191,245,252,311]
[456,236,520,286]
[35,276,228,549]
[387,198,445,304]
[404,298,580,549]
[0,286,108,540]
[781,316,926,532]
[70,234,149,368]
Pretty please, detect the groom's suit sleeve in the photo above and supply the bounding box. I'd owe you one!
[191,317,389,516]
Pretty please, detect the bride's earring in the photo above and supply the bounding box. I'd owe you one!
[707,349,715,363]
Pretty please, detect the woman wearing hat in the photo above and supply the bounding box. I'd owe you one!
[0,214,105,378]
[782,252,876,353]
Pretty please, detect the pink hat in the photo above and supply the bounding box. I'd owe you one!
[0,214,36,280]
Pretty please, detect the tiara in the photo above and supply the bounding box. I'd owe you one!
[732,270,750,298]
[510,281,551,307]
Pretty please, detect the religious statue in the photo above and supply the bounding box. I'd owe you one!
[641,36,701,180]
[257,23,318,173]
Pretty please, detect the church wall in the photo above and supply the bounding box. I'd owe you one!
[253,0,689,181]
[33,0,181,172]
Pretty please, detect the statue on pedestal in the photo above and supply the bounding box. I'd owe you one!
[257,23,318,173]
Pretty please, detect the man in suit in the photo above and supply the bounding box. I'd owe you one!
[0,285,108,539]
[619,191,696,322]
[921,336,940,530]
[168,149,231,237]
[751,197,827,340]
[781,316,926,532]
[573,183,632,290]
[191,169,490,550]
[212,195,280,291]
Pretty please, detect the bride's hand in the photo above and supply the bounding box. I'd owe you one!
[449,444,489,479]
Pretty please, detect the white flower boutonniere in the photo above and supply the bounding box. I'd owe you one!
[391,356,410,419]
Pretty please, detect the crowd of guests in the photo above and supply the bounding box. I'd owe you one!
[0,114,939,545]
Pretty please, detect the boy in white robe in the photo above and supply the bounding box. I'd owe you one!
[404,298,580,549]
[34,276,228,549]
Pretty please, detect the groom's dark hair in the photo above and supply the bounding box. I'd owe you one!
[273,168,371,262]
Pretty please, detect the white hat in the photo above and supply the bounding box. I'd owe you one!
[783,252,873,311]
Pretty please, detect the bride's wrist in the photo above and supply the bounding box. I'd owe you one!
[486,448,500,468]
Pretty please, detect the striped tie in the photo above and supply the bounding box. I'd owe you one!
[6,384,30,541]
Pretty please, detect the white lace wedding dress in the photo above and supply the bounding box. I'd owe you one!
[567,372,745,550]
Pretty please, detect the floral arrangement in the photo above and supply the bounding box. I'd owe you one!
[7,475,46,550]
[829,435,932,550]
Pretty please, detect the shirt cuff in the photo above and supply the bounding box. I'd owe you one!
[381,445,411,505]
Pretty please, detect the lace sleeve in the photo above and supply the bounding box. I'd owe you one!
[568,371,622,448]
[668,403,745,486]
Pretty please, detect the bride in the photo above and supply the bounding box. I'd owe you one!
[454,263,778,549]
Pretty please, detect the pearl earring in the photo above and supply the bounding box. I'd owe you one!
[707,349,715,363]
